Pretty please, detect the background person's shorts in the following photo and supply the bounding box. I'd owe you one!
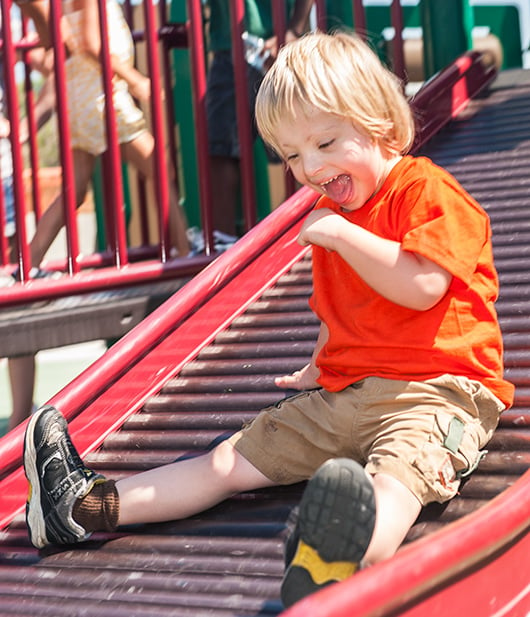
[229,374,505,505]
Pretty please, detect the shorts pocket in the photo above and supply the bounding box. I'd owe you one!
[412,411,482,502]
[270,389,317,411]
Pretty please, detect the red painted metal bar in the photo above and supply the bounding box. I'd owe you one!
[272,1,287,49]
[97,0,128,268]
[390,0,406,83]
[315,0,327,31]
[48,0,80,275]
[122,0,151,254]
[143,0,171,262]
[186,0,214,255]
[20,23,43,223]
[273,1,299,200]
[159,0,180,193]
[229,0,257,232]
[0,0,31,277]
[0,252,212,309]
[271,0,296,199]
[411,51,497,149]
[353,0,367,39]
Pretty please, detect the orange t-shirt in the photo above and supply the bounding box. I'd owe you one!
[310,155,514,408]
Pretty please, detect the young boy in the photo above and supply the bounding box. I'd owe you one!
[24,31,513,608]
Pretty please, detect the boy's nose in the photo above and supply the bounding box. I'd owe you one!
[301,152,323,179]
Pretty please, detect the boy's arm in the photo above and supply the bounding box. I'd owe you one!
[300,208,452,311]
[275,321,328,391]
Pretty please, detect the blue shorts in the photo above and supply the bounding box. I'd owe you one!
[206,50,279,162]
[2,177,15,238]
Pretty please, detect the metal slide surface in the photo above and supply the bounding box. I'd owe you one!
[0,59,529,616]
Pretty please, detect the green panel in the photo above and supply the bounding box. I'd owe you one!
[473,6,522,69]
[354,2,523,72]
[420,0,473,77]
[365,5,421,32]
[325,0,354,30]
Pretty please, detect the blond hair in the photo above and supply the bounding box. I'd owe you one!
[255,30,415,157]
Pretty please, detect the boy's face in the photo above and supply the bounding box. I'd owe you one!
[275,106,398,212]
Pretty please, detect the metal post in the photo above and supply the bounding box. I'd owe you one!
[97,0,129,268]
[229,0,257,232]
[420,0,474,78]
[186,0,215,254]
[1,0,31,276]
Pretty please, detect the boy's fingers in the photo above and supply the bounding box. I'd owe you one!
[274,374,300,389]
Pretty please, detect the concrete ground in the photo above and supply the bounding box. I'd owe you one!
[0,340,107,436]
[0,209,106,437]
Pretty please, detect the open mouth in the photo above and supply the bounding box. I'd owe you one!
[321,174,352,205]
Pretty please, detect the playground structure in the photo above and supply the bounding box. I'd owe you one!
[0,1,529,615]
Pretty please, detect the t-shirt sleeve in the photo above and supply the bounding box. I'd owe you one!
[399,175,490,287]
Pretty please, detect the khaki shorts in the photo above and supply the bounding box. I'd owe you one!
[229,375,505,505]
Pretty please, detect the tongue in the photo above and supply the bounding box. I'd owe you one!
[324,174,352,205]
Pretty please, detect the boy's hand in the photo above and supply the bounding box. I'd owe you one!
[298,208,344,250]
[275,363,320,391]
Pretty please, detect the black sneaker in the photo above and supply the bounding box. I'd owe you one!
[12,266,63,282]
[281,458,376,608]
[24,405,105,548]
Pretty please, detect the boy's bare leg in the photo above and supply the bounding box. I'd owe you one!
[364,472,422,565]
[116,439,275,525]
[281,460,422,608]
[23,406,275,548]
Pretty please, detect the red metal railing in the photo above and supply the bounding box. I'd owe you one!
[0,0,408,309]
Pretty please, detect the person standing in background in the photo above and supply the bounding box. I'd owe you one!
[1,0,190,433]
[205,0,313,237]
[0,18,37,432]
[12,0,190,272]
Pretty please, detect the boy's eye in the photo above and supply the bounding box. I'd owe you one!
[319,139,334,149]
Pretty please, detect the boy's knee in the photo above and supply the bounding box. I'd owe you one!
[210,436,274,492]
[363,472,422,565]
[210,438,238,475]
